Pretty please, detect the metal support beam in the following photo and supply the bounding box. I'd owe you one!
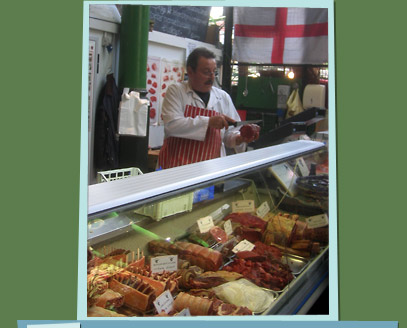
[222,7,233,94]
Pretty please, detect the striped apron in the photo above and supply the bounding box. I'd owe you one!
[158,105,222,169]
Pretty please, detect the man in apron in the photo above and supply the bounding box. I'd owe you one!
[158,47,259,169]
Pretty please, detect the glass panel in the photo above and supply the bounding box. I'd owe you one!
[87,147,329,317]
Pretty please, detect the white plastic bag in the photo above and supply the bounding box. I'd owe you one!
[118,89,149,137]
[211,279,276,313]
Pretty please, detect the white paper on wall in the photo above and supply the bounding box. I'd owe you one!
[159,59,184,125]
[147,56,184,126]
[146,56,161,125]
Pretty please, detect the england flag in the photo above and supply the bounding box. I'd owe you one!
[233,7,329,64]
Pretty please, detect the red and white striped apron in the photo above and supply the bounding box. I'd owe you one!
[158,105,222,169]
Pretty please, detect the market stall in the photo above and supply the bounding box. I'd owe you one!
[85,4,333,318]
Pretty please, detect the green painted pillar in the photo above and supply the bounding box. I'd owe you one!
[119,5,150,91]
[118,5,150,173]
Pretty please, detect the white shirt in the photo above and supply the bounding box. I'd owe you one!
[161,81,245,156]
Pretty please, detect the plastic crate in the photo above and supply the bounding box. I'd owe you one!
[97,167,143,183]
[98,167,193,221]
[135,192,194,221]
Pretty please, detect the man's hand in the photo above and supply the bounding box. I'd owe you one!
[208,115,236,129]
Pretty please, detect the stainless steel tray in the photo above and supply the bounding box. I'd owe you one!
[281,254,309,276]
[254,288,280,315]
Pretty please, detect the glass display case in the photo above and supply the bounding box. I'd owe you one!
[87,140,330,317]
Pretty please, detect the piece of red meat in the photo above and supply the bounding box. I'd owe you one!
[224,213,267,232]
[253,241,282,261]
[209,226,228,244]
[236,251,266,262]
[239,124,260,140]
[234,226,262,243]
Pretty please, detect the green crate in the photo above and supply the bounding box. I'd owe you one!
[97,167,143,183]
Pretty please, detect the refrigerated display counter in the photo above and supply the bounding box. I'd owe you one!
[87,140,330,317]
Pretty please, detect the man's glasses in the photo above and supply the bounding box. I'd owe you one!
[200,69,219,77]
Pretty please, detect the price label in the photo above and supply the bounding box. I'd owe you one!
[153,290,174,314]
[150,255,178,274]
[269,163,298,196]
[306,214,329,229]
[210,207,222,220]
[197,216,214,233]
[176,308,191,316]
[256,201,270,218]
[232,239,255,253]
[224,219,233,236]
[296,157,310,176]
[232,200,255,213]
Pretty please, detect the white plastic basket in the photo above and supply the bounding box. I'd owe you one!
[97,167,193,221]
[134,192,194,221]
[97,167,143,183]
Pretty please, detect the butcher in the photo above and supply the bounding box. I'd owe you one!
[157,47,260,169]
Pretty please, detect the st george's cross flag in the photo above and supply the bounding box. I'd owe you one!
[233,7,328,64]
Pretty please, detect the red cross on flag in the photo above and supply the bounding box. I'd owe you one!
[233,7,328,64]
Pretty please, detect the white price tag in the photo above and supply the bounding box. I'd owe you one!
[232,200,255,213]
[296,157,310,176]
[153,290,174,314]
[176,308,191,316]
[269,163,298,196]
[306,214,329,229]
[211,207,223,220]
[256,201,270,218]
[150,255,178,274]
[232,239,255,253]
[224,219,233,236]
[197,216,214,233]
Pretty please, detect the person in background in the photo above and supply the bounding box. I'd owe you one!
[158,47,260,169]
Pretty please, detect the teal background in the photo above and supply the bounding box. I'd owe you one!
[2,0,406,327]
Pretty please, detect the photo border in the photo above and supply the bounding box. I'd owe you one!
[78,0,337,321]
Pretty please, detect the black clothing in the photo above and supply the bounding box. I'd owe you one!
[194,90,210,107]
[93,74,120,173]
